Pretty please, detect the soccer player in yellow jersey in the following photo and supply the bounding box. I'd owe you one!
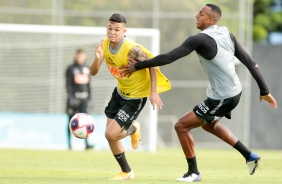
[90,13,171,180]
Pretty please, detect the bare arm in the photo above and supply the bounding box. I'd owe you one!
[90,42,104,76]
[128,46,163,110]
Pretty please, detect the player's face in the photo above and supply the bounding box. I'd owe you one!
[195,6,214,31]
[75,52,87,65]
[106,21,126,44]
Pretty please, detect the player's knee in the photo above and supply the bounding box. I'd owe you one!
[105,131,117,142]
[174,120,186,133]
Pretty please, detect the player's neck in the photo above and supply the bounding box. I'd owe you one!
[110,36,125,50]
[202,24,217,31]
[110,42,119,50]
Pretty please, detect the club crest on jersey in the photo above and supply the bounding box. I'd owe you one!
[107,65,125,79]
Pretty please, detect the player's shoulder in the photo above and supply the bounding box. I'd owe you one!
[125,38,143,51]
[66,64,75,74]
[193,33,207,39]
[66,63,75,70]
[185,33,207,43]
[229,32,237,43]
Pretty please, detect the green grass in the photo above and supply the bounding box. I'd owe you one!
[0,148,281,184]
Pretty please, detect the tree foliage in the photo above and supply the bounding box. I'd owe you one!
[253,0,282,41]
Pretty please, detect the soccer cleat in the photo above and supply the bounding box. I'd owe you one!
[130,121,141,150]
[109,171,134,180]
[176,172,201,182]
[246,152,261,175]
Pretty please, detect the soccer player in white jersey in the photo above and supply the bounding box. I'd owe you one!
[121,4,277,182]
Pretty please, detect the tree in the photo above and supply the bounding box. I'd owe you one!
[253,0,282,41]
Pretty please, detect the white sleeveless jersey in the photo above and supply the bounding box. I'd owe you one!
[197,25,242,100]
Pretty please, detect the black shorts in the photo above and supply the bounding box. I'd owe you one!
[105,88,147,129]
[193,92,241,124]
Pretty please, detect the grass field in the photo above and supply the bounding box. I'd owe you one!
[0,148,281,184]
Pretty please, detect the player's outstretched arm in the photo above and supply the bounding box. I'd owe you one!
[128,46,163,110]
[120,35,200,76]
[259,94,277,108]
[90,42,104,76]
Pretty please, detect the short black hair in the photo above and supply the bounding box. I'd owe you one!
[109,13,127,24]
[206,4,222,17]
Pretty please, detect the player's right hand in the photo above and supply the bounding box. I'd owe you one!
[259,93,277,108]
[149,92,163,110]
[95,42,103,61]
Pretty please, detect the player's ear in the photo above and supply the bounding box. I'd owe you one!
[123,28,127,34]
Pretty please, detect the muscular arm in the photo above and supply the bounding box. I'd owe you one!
[230,33,269,95]
[128,46,163,109]
[128,46,157,92]
[134,34,205,70]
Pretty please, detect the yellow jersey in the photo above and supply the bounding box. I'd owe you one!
[102,37,171,98]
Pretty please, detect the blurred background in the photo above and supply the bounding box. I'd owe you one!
[0,0,281,151]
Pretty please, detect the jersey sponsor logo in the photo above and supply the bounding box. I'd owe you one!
[107,65,125,79]
[117,110,130,122]
[198,102,209,114]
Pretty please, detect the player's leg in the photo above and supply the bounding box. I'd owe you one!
[201,92,260,175]
[174,110,204,182]
[105,118,127,144]
[104,89,132,179]
[106,98,146,180]
[202,120,238,145]
[66,103,75,150]
[202,121,260,175]
[104,88,145,180]
[106,118,134,178]
[105,95,146,150]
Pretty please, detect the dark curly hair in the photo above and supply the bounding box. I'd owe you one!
[109,13,127,24]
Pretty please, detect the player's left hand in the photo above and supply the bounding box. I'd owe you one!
[259,93,277,108]
[149,91,163,110]
[119,57,137,78]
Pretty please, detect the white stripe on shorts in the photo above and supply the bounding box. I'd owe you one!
[130,98,144,121]
[210,99,224,114]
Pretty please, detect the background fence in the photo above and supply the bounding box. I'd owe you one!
[0,0,281,149]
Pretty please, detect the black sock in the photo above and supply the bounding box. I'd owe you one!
[114,152,131,173]
[186,156,199,175]
[233,140,251,160]
[126,124,137,136]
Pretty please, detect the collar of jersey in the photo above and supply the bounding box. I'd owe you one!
[109,36,126,55]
